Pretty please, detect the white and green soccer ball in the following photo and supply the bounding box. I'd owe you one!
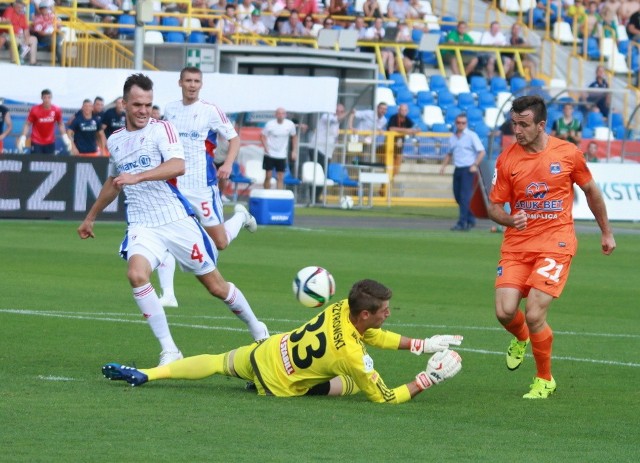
[292,266,336,308]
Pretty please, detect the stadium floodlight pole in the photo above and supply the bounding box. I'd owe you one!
[133,0,155,70]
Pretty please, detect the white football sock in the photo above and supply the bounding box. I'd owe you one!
[133,283,179,352]
[224,212,244,243]
[224,282,268,340]
[157,253,176,297]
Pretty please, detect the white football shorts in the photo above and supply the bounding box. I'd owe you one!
[121,216,218,276]
[180,185,224,228]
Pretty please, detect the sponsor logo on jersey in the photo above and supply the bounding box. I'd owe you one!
[550,162,561,174]
[363,354,374,373]
[117,154,151,172]
[525,182,549,199]
[497,266,503,277]
[280,334,295,375]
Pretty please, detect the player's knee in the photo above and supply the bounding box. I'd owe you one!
[127,268,150,287]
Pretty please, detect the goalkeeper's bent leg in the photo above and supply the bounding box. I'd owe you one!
[141,353,230,381]
[328,375,361,396]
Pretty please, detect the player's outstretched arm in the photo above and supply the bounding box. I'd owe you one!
[113,158,185,188]
[408,335,464,354]
[78,177,121,239]
[580,179,616,255]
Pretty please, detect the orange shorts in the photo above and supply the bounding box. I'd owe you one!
[495,252,573,298]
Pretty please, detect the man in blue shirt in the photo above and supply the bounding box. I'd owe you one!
[439,114,485,231]
[67,99,104,156]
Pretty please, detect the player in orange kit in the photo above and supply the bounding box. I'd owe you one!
[487,95,616,399]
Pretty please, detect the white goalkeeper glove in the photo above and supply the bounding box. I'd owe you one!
[410,335,463,354]
[17,135,26,152]
[62,134,72,152]
[415,349,462,391]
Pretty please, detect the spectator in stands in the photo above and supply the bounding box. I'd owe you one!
[600,0,622,18]
[327,0,348,27]
[315,103,346,170]
[566,0,587,24]
[439,113,485,231]
[364,17,395,76]
[585,140,600,161]
[0,98,12,153]
[273,0,296,33]
[295,0,319,18]
[583,64,611,118]
[89,0,121,39]
[279,9,306,35]
[101,96,125,140]
[478,21,507,80]
[387,0,414,25]
[242,8,270,34]
[395,20,415,74]
[362,0,383,19]
[301,13,316,35]
[601,7,619,37]
[387,103,419,177]
[408,0,429,20]
[627,8,640,40]
[349,13,369,40]
[551,102,582,146]
[260,107,298,189]
[442,21,479,76]
[210,0,228,14]
[618,0,639,27]
[218,3,238,36]
[503,23,537,79]
[237,0,257,21]
[0,0,38,66]
[577,1,603,38]
[348,102,388,144]
[67,98,104,157]
[151,105,163,120]
[18,89,71,155]
[30,1,62,64]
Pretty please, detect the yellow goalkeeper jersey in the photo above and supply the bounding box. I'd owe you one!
[249,299,412,403]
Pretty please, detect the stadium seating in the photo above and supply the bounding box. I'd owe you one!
[375,87,397,106]
[144,31,164,44]
[437,89,455,107]
[469,75,489,95]
[444,106,463,125]
[490,76,508,95]
[593,126,614,141]
[117,14,135,39]
[509,77,527,95]
[416,90,435,107]
[478,91,497,110]
[189,32,208,43]
[484,107,505,128]
[429,74,448,94]
[457,92,476,111]
[448,74,471,96]
[422,105,445,127]
[165,31,186,43]
[327,163,358,187]
[230,162,253,201]
[586,111,606,129]
[408,73,429,95]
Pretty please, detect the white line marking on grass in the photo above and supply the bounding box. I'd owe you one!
[3,309,639,368]
[457,347,640,368]
[38,375,78,381]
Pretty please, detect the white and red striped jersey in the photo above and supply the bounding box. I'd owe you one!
[107,118,192,227]
[164,99,238,189]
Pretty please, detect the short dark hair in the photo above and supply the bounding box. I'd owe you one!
[41,89,52,97]
[82,98,92,104]
[94,96,104,103]
[511,95,547,124]
[348,279,392,316]
[152,105,160,110]
[123,73,153,100]
[180,66,202,80]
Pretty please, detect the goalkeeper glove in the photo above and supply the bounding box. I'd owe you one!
[17,135,26,152]
[62,134,72,152]
[410,335,463,354]
[415,349,462,391]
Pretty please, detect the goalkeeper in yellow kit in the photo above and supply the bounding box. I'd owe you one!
[103,279,464,403]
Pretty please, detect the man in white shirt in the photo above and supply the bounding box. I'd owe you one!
[315,103,346,169]
[479,21,507,80]
[348,102,388,144]
[157,66,258,308]
[78,73,269,367]
[260,107,298,189]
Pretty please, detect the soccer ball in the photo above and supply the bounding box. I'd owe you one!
[292,266,336,308]
[340,195,354,209]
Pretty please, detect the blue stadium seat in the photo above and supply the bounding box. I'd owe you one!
[395,88,415,105]
[230,162,253,201]
[437,89,455,107]
[509,76,527,95]
[162,16,181,27]
[440,15,457,33]
[430,122,451,133]
[586,111,606,129]
[416,90,435,107]
[470,75,489,94]
[581,127,594,139]
[610,112,624,130]
[189,32,208,43]
[457,92,476,111]
[478,92,496,110]
[118,14,135,39]
[165,31,186,43]
[429,75,448,94]
[466,107,484,125]
[444,106,463,125]
[490,76,508,95]
[388,72,406,86]
[586,37,600,60]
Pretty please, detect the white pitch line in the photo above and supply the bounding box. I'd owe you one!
[2,308,639,368]
[37,375,78,381]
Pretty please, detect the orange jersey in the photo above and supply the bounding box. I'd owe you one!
[490,136,593,255]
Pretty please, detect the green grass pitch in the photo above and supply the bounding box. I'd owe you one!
[1,209,638,462]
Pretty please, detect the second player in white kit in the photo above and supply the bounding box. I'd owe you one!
[157,66,258,308]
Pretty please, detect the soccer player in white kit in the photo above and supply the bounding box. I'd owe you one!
[155,66,257,307]
[78,74,269,366]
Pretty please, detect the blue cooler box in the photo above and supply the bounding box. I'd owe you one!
[249,189,295,225]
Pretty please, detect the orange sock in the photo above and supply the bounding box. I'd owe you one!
[530,326,554,381]
[503,310,529,342]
